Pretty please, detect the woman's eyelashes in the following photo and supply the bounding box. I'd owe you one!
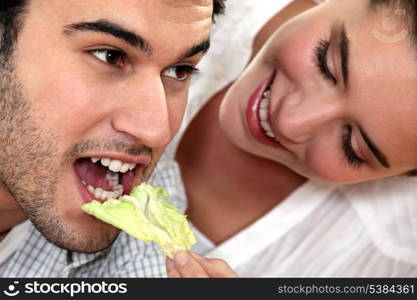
[341,125,365,168]
[314,39,337,85]
[314,41,364,169]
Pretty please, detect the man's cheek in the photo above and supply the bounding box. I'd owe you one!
[168,96,189,135]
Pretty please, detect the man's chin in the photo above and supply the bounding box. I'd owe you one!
[55,231,120,253]
[34,218,121,253]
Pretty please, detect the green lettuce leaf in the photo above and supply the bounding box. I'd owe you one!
[81,183,196,258]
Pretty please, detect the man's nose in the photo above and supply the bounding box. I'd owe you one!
[276,93,344,143]
[111,75,171,148]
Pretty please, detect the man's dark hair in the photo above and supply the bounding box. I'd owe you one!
[213,0,226,18]
[0,0,28,62]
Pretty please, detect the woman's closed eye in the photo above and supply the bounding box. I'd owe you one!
[341,125,365,168]
[314,39,337,85]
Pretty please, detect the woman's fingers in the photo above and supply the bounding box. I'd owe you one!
[166,251,238,278]
[168,251,209,278]
[191,252,238,278]
[166,258,181,278]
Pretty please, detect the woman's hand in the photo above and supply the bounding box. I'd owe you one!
[166,251,238,278]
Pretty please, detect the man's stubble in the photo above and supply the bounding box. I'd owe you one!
[0,59,118,253]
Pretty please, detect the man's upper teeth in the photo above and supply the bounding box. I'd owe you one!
[258,92,276,139]
[90,157,137,173]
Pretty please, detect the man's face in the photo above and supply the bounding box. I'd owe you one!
[0,0,212,252]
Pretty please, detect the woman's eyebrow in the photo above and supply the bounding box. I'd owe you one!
[359,127,390,168]
[339,23,350,89]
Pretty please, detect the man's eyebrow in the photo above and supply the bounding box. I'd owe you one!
[339,23,350,88]
[179,39,211,60]
[359,127,390,168]
[63,20,152,56]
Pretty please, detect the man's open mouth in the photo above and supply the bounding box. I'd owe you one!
[74,157,142,202]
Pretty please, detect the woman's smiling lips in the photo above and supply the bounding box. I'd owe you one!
[246,71,291,151]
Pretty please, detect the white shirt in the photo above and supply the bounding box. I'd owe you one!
[192,179,417,277]
[161,0,417,277]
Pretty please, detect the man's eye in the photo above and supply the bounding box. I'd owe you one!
[162,65,199,81]
[90,49,126,68]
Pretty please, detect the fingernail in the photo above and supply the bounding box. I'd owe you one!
[174,251,189,266]
[166,258,175,271]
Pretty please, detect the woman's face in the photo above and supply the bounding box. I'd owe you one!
[220,0,417,183]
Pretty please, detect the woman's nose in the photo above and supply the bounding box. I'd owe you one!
[111,75,172,148]
[276,93,344,143]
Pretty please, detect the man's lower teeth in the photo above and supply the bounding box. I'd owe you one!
[86,184,123,200]
[82,169,124,201]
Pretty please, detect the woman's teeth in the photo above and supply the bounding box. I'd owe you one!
[258,89,276,139]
